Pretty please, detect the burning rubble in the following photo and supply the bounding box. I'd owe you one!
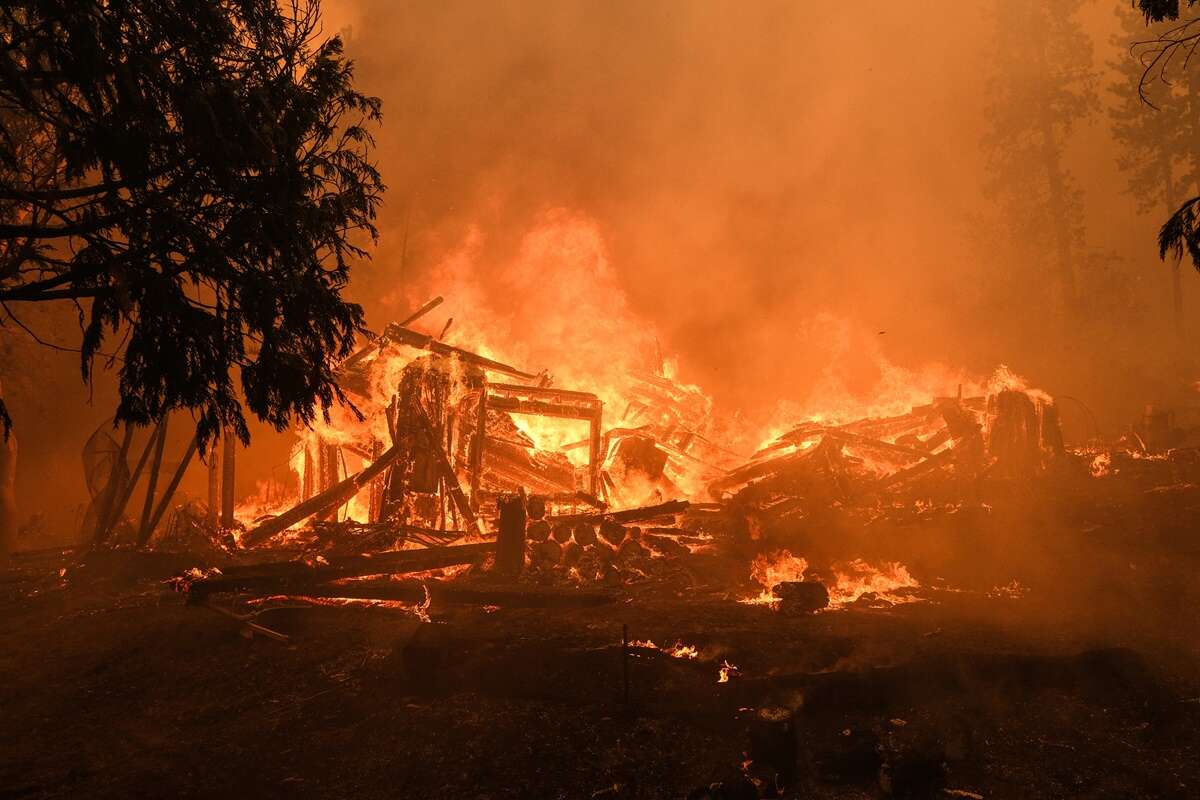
[139,283,1101,626]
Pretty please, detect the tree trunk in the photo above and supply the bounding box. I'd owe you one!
[0,425,16,560]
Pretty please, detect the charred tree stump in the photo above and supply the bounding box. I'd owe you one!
[494,491,527,577]
[221,431,236,528]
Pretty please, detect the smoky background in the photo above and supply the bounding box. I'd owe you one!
[1,0,1192,539]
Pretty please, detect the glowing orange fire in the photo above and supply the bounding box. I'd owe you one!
[741,550,920,609]
[233,212,1054,540]
[629,639,701,659]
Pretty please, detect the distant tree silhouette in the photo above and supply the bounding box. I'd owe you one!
[0,0,383,450]
[981,0,1097,311]
[1110,4,1200,333]
[1132,0,1200,277]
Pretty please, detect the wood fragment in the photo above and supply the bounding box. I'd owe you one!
[136,419,168,545]
[242,444,404,547]
[143,433,199,540]
[184,542,495,600]
[548,499,689,526]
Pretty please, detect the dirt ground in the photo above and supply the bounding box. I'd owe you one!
[1,481,1198,799]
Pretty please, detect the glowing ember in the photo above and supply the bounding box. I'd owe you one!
[717,660,740,683]
[630,639,700,659]
[1089,452,1112,477]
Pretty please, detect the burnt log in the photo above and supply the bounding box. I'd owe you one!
[548,499,689,526]
[775,580,830,614]
[494,492,526,577]
[597,518,626,546]
[526,520,551,543]
[242,444,404,546]
[572,522,597,546]
[183,542,496,601]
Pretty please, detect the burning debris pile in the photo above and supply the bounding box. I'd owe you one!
[138,297,1100,615]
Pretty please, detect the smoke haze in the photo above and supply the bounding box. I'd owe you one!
[2,0,1194,537]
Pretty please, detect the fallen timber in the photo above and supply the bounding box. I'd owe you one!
[182,542,496,601]
[547,499,690,526]
[384,323,540,382]
[241,445,404,547]
[294,579,617,608]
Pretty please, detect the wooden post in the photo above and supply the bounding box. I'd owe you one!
[142,433,199,543]
[494,490,526,577]
[367,439,383,523]
[302,445,315,501]
[470,387,487,505]
[588,405,603,496]
[137,419,168,544]
[94,424,134,543]
[96,421,161,546]
[241,444,403,546]
[221,430,236,528]
[207,433,220,529]
[317,440,340,521]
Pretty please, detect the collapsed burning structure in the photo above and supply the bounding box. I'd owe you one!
[49,297,1200,799]
[117,293,1086,619]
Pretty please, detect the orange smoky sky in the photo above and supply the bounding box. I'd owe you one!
[324,0,1181,428]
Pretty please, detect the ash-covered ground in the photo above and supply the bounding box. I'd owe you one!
[1,475,1198,800]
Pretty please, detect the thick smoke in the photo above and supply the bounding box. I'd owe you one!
[328,0,1184,433]
[1,0,1191,539]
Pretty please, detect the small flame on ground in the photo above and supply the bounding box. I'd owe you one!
[827,559,919,606]
[717,660,740,683]
[629,639,700,659]
[741,550,809,605]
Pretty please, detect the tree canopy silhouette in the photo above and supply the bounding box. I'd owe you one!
[1132,0,1200,273]
[0,0,383,450]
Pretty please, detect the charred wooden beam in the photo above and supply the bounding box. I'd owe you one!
[241,444,404,547]
[93,424,134,544]
[494,492,526,577]
[548,499,689,526]
[397,296,445,328]
[384,324,538,381]
[141,433,199,544]
[271,579,615,608]
[221,430,236,528]
[415,411,480,533]
[469,388,487,503]
[136,419,168,543]
[183,542,495,600]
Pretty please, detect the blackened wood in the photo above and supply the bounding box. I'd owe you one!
[416,412,479,533]
[273,578,615,608]
[242,444,404,546]
[469,388,487,504]
[384,324,538,381]
[93,424,134,544]
[95,422,158,546]
[397,296,444,328]
[144,433,199,540]
[206,435,219,528]
[136,419,168,545]
[221,430,236,528]
[548,499,689,526]
[185,542,495,600]
[494,492,526,577]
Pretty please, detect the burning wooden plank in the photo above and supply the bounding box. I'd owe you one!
[180,542,496,601]
[547,499,689,526]
[241,444,404,547]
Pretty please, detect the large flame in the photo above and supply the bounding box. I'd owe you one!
[741,549,920,609]
[236,211,1052,534]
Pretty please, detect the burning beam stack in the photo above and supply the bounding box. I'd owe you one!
[162,300,1079,609]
